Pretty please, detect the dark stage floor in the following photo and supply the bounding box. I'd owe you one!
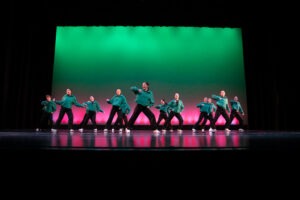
[1,129,300,170]
[0,129,251,150]
[1,129,300,150]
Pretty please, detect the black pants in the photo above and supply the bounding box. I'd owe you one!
[40,110,53,130]
[55,107,73,129]
[105,105,122,130]
[127,104,157,130]
[193,112,208,130]
[193,112,216,130]
[207,113,216,129]
[229,109,244,128]
[79,111,97,129]
[114,113,128,129]
[163,111,183,130]
[157,111,168,125]
[157,111,172,129]
[213,105,230,129]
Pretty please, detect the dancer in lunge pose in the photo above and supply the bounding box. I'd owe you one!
[126,82,159,134]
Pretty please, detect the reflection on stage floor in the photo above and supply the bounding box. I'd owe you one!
[0,129,254,150]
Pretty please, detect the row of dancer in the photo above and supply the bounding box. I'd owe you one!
[191,93,244,133]
[37,82,244,134]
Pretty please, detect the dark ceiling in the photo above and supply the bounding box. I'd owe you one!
[5,0,295,27]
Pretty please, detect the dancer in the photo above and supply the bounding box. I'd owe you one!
[229,96,245,132]
[113,101,131,133]
[207,97,217,132]
[52,88,85,132]
[193,97,217,133]
[104,89,128,132]
[36,94,56,131]
[162,93,184,133]
[155,99,172,130]
[192,97,208,133]
[78,96,103,133]
[211,90,231,132]
[126,82,159,134]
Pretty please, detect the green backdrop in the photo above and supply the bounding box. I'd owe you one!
[52,26,247,125]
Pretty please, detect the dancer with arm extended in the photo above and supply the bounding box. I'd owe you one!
[113,100,131,133]
[126,82,159,134]
[78,96,103,133]
[155,99,172,130]
[192,97,208,133]
[104,89,127,133]
[52,88,85,132]
[36,94,56,132]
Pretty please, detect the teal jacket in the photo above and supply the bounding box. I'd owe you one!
[230,100,244,114]
[196,102,209,113]
[168,99,184,113]
[155,104,170,114]
[130,86,155,107]
[212,94,230,112]
[55,94,84,109]
[107,95,127,107]
[208,103,217,115]
[41,100,56,113]
[83,101,103,114]
[120,102,131,114]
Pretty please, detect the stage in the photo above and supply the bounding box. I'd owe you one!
[1,129,300,149]
[0,129,251,150]
[1,130,300,183]
[1,130,300,164]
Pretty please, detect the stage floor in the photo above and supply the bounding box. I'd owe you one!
[2,129,299,186]
[1,129,300,150]
[1,129,300,172]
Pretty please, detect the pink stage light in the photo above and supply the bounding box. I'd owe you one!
[50,132,242,148]
[71,135,83,147]
[215,135,227,147]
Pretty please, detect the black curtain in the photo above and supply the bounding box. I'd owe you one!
[1,1,298,130]
[242,9,299,131]
[1,2,55,129]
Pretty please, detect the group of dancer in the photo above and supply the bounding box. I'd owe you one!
[37,81,245,134]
